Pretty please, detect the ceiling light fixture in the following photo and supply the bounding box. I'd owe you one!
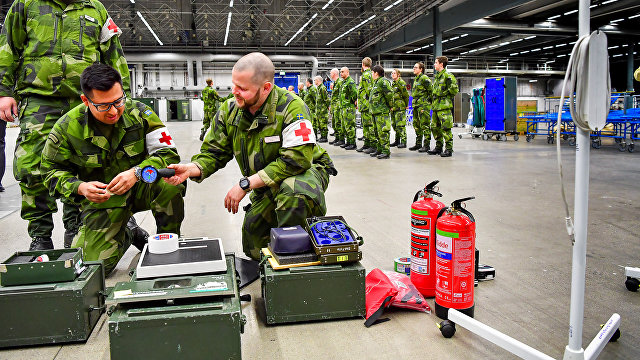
[564,10,578,15]
[286,13,318,46]
[547,15,561,20]
[137,11,163,45]
[229,0,234,7]
[322,0,334,10]
[524,35,536,40]
[224,12,232,45]
[384,0,403,12]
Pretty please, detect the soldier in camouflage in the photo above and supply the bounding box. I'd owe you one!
[357,57,374,153]
[368,65,394,159]
[329,68,343,145]
[314,75,329,142]
[166,53,337,260]
[390,69,409,148]
[0,0,131,250]
[429,56,459,157]
[303,78,317,136]
[200,78,224,141]
[41,64,185,275]
[409,62,433,152]
[339,67,358,150]
[298,83,306,100]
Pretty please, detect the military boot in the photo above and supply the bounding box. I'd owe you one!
[334,139,345,146]
[418,141,430,153]
[344,144,357,150]
[128,217,150,251]
[427,147,443,155]
[199,129,206,141]
[390,136,399,147]
[356,145,368,152]
[63,228,78,249]
[318,136,328,143]
[363,147,376,154]
[29,237,54,251]
[397,141,407,149]
[440,149,453,157]
[369,149,381,157]
[409,137,422,151]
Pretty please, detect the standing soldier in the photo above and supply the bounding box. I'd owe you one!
[304,78,317,136]
[0,0,131,250]
[314,76,330,142]
[390,69,409,148]
[200,79,223,141]
[429,56,459,157]
[368,65,394,159]
[409,62,432,152]
[298,83,306,100]
[339,67,358,150]
[357,57,374,153]
[329,68,343,145]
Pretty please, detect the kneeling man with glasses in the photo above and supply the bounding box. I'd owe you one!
[41,64,186,275]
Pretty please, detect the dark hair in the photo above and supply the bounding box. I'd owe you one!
[306,78,313,85]
[371,65,384,77]
[80,64,123,96]
[436,56,448,68]
[415,62,425,74]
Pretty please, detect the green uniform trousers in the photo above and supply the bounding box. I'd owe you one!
[391,110,407,143]
[15,96,82,239]
[332,107,342,140]
[73,180,185,275]
[373,113,391,155]
[201,109,216,136]
[412,106,431,146]
[316,112,329,138]
[341,107,356,145]
[432,109,454,151]
[242,164,329,260]
[360,111,374,148]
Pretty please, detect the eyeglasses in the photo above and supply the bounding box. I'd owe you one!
[87,92,126,112]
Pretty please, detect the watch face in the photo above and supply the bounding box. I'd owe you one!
[141,166,158,183]
[240,178,250,190]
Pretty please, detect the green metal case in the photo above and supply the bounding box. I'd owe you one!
[0,249,84,286]
[108,254,244,360]
[0,263,106,348]
[260,260,366,324]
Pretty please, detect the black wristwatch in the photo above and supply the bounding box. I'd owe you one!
[239,177,251,191]
[133,166,142,181]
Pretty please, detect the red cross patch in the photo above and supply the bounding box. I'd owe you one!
[146,127,176,154]
[159,132,173,145]
[100,17,122,43]
[282,118,316,148]
[107,18,119,33]
[294,122,312,141]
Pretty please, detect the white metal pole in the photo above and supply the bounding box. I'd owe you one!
[564,0,589,358]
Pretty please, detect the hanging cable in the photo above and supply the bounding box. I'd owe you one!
[555,30,610,245]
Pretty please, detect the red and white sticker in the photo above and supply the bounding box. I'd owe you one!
[146,127,176,154]
[282,115,316,148]
[100,17,122,43]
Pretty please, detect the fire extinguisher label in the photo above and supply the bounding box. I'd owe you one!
[435,233,453,261]
[410,218,430,237]
[410,256,429,274]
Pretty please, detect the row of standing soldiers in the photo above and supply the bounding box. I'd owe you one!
[299,56,459,158]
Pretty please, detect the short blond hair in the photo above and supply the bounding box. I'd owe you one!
[362,57,372,68]
[206,78,213,85]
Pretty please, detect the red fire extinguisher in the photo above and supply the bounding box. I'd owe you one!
[410,180,446,297]
[435,197,476,320]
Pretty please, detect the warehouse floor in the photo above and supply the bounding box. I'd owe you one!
[0,120,638,360]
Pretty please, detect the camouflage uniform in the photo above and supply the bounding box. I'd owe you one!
[41,100,185,274]
[358,69,374,149]
[315,83,330,139]
[330,78,342,142]
[303,85,317,134]
[369,77,394,155]
[0,0,130,242]
[391,77,410,144]
[411,73,432,148]
[340,76,358,145]
[192,86,337,260]
[201,85,223,138]
[431,68,459,151]
[298,88,306,102]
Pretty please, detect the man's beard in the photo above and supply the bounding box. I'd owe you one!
[236,90,261,110]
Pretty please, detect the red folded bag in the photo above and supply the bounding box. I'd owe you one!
[365,268,397,327]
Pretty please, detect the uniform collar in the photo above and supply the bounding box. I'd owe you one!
[82,102,137,151]
[234,87,277,130]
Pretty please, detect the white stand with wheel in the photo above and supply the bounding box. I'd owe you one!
[438,2,621,359]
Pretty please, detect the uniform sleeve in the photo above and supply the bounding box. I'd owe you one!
[137,106,181,170]
[425,77,434,103]
[0,0,27,97]
[257,100,314,187]
[401,82,409,106]
[191,100,235,182]
[99,10,131,96]
[349,81,358,104]
[212,89,223,102]
[41,123,84,201]
[383,81,394,109]
[448,74,459,97]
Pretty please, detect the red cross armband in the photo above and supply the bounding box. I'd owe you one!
[100,17,122,43]
[146,127,176,154]
[281,114,316,148]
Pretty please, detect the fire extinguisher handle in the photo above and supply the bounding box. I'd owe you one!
[459,208,476,223]
[413,190,422,203]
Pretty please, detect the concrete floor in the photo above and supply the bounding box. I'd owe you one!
[0,120,638,360]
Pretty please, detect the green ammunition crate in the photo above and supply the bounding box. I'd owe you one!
[0,248,83,286]
[108,255,244,360]
[261,260,366,324]
[0,263,106,348]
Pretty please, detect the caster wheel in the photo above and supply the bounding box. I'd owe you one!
[526,135,532,142]
[514,134,519,141]
[614,137,622,144]
[563,134,569,141]
[569,138,576,146]
[458,134,463,139]
[618,142,627,152]
[438,320,456,338]
[547,137,554,144]
[592,139,601,149]
[501,135,507,142]
[625,277,639,292]
[482,134,488,141]
[628,143,635,153]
